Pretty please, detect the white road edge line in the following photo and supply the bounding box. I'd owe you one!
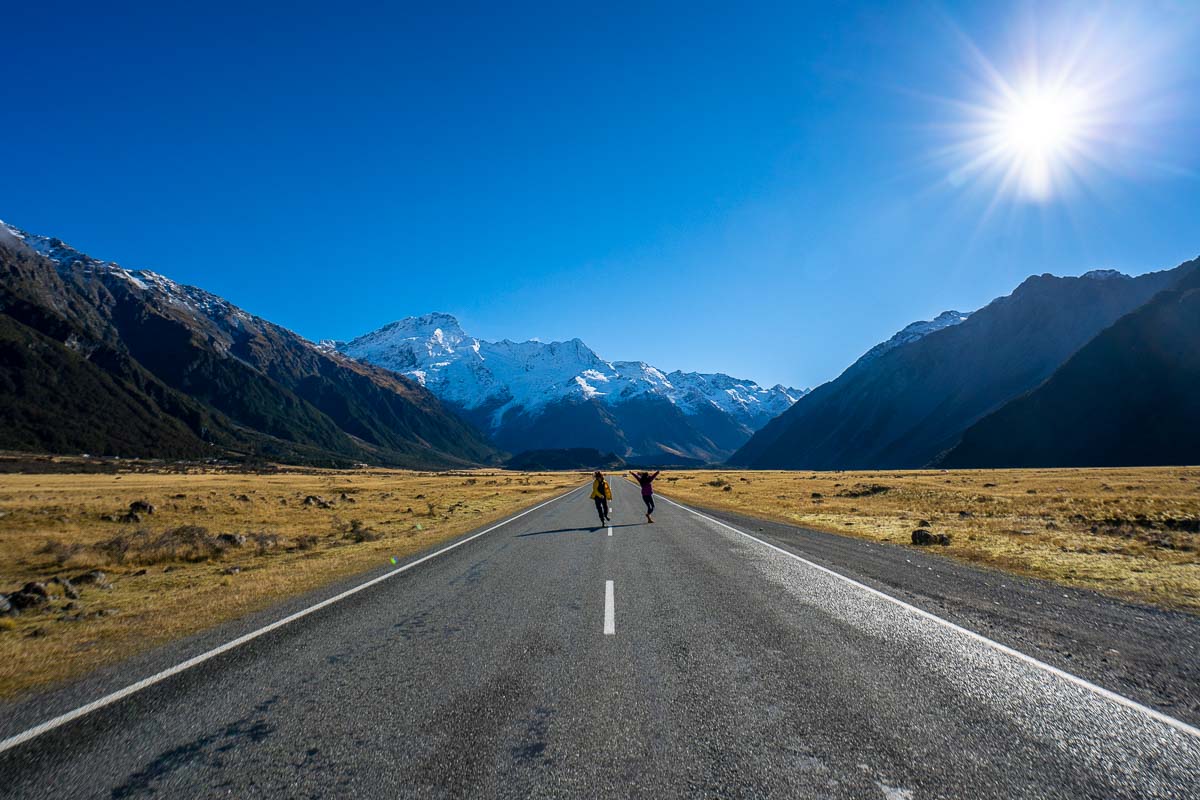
[660,495,1200,740]
[604,580,615,635]
[0,484,587,755]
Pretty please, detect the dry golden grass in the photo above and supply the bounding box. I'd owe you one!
[0,467,580,698]
[660,468,1200,612]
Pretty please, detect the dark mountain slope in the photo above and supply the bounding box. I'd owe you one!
[940,261,1200,467]
[0,223,496,467]
[731,263,1192,469]
[0,315,212,458]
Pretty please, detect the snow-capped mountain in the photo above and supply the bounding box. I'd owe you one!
[856,310,971,366]
[335,314,807,462]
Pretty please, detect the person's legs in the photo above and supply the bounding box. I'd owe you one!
[594,497,606,525]
[643,495,654,522]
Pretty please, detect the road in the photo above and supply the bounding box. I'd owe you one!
[1,478,1198,799]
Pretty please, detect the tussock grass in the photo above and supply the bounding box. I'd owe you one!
[0,467,579,698]
[660,467,1200,612]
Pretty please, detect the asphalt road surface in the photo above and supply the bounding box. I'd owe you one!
[1,479,1198,799]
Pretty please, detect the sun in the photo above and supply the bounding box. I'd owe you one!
[984,83,1089,200]
[931,6,1164,207]
[999,89,1080,158]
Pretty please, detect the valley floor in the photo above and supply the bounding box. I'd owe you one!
[0,464,579,698]
[660,467,1200,612]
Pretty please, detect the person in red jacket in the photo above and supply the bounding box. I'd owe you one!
[630,470,660,523]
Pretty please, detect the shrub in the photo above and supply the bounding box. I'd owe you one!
[36,539,83,566]
[344,520,380,543]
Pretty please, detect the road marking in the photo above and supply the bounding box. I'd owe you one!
[0,485,587,756]
[607,526,612,536]
[660,495,1200,741]
[604,580,615,635]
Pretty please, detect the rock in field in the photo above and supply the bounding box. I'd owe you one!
[303,495,333,509]
[912,529,951,546]
[129,500,156,515]
[9,584,50,611]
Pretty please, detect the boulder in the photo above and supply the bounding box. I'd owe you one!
[0,594,12,616]
[912,529,951,546]
[217,533,246,547]
[129,500,156,515]
[9,590,49,611]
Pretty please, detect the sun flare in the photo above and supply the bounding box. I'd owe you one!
[936,7,1167,207]
[986,83,1090,199]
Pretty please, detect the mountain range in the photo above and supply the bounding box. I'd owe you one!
[330,314,806,463]
[3,217,1196,471]
[0,221,496,468]
[732,260,1199,470]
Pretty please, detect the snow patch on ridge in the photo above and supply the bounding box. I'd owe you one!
[857,310,972,366]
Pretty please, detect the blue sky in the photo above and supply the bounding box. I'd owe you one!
[3,1,1198,388]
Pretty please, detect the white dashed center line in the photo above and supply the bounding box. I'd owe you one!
[608,526,612,536]
[604,580,615,635]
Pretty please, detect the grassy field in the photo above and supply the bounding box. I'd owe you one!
[659,468,1200,612]
[4,463,1197,700]
[0,465,581,698]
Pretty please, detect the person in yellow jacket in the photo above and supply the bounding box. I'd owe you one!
[590,470,612,527]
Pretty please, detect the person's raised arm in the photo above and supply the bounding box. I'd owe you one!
[651,471,660,481]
